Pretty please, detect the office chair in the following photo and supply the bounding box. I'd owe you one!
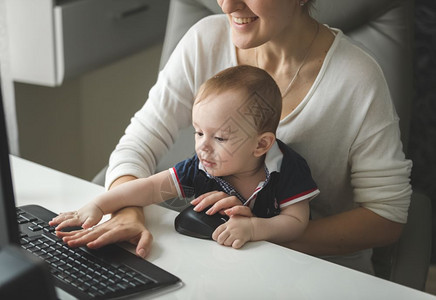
[93,0,432,290]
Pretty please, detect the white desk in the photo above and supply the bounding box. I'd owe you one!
[10,156,436,300]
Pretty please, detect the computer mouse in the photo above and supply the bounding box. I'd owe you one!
[174,205,229,240]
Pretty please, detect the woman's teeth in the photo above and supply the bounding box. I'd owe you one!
[233,17,257,25]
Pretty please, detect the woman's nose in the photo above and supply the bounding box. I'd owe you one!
[218,0,245,14]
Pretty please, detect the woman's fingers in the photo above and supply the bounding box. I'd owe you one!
[55,207,153,259]
[82,216,100,229]
[84,226,125,249]
[192,191,242,215]
[135,230,154,258]
[58,226,101,245]
[191,191,226,210]
[224,205,253,217]
[208,195,243,215]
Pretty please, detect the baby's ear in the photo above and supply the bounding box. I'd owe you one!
[253,133,275,157]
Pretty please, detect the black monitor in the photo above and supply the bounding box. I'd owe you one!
[0,80,57,299]
[0,82,20,247]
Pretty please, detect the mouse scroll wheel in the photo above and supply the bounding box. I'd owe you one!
[219,216,228,223]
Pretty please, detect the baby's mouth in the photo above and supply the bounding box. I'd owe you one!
[202,159,215,166]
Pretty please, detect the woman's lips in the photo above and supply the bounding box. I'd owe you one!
[233,16,258,25]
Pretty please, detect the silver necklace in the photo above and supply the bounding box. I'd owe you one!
[255,22,320,97]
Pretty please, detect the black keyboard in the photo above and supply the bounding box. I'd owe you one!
[17,205,181,299]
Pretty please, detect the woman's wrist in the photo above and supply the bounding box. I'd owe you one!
[111,205,145,223]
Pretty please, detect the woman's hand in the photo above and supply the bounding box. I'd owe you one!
[191,190,253,217]
[55,206,153,258]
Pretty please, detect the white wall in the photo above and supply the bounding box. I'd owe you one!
[15,43,163,181]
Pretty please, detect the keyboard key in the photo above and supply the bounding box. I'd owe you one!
[19,211,156,299]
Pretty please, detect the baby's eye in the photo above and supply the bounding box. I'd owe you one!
[215,137,227,142]
[194,131,204,137]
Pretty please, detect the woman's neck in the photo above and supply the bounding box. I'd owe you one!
[257,16,319,77]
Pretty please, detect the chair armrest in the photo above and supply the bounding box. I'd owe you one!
[391,191,433,290]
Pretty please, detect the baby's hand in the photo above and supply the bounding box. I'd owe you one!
[212,216,254,249]
[49,202,104,231]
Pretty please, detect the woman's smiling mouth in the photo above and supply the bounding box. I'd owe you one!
[233,16,258,25]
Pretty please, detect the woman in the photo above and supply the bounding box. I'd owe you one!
[55,0,412,274]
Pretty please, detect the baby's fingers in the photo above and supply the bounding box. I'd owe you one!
[211,223,226,241]
[54,217,83,231]
[49,211,77,226]
[232,239,245,249]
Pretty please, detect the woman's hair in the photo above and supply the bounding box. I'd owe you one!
[195,65,282,134]
[304,0,316,14]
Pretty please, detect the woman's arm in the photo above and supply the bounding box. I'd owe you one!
[105,17,232,189]
[54,17,235,258]
[281,206,403,255]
